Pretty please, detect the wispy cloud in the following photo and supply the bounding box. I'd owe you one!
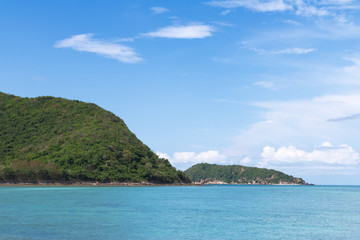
[245,44,317,55]
[150,6,169,14]
[294,0,329,17]
[212,21,234,27]
[328,113,360,121]
[341,57,360,77]
[212,98,241,104]
[208,0,293,12]
[221,9,232,15]
[319,0,360,9]
[270,47,317,54]
[114,37,136,43]
[144,24,215,39]
[323,0,355,5]
[283,19,301,25]
[54,34,142,63]
[208,0,359,19]
[254,81,277,90]
[212,57,233,63]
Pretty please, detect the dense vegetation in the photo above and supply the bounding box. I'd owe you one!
[185,163,306,185]
[0,92,190,184]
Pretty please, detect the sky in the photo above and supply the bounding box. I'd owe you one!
[1,0,360,184]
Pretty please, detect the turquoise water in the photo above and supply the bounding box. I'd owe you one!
[0,185,359,239]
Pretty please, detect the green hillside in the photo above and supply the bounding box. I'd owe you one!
[0,92,190,184]
[185,163,307,185]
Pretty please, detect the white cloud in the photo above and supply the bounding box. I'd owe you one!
[260,143,360,166]
[212,21,234,27]
[270,48,317,54]
[254,81,277,90]
[144,24,215,39]
[115,37,135,43]
[283,19,301,25]
[151,7,169,14]
[156,150,226,170]
[319,142,333,147]
[250,47,267,55]
[208,0,293,12]
[293,0,329,17]
[54,34,142,63]
[240,156,252,164]
[172,152,197,163]
[221,9,232,15]
[175,150,225,163]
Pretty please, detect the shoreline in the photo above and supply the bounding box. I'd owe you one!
[0,181,196,187]
[0,181,312,187]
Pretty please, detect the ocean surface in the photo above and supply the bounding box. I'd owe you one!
[0,185,359,240]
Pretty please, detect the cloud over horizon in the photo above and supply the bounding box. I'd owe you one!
[260,142,360,167]
[223,93,360,174]
[54,34,142,63]
[156,150,226,170]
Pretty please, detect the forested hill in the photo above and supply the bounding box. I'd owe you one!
[0,92,190,184]
[185,163,307,185]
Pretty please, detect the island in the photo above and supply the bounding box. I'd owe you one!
[185,163,309,185]
[0,92,190,184]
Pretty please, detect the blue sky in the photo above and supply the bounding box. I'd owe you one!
[2,0,360,184]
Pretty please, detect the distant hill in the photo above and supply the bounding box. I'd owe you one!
[0,92,190,184]
[185,163,307,185]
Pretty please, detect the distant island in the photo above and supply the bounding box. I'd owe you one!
[185,163,309,185]
[0,92,190,184]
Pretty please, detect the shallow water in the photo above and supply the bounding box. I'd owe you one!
[0,185,359,239]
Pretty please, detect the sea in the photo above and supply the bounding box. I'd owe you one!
[0,185,359,240]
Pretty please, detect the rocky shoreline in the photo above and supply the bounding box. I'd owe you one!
[0,181,195,187]
[0,180,313,187]
[194,179,312,185]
